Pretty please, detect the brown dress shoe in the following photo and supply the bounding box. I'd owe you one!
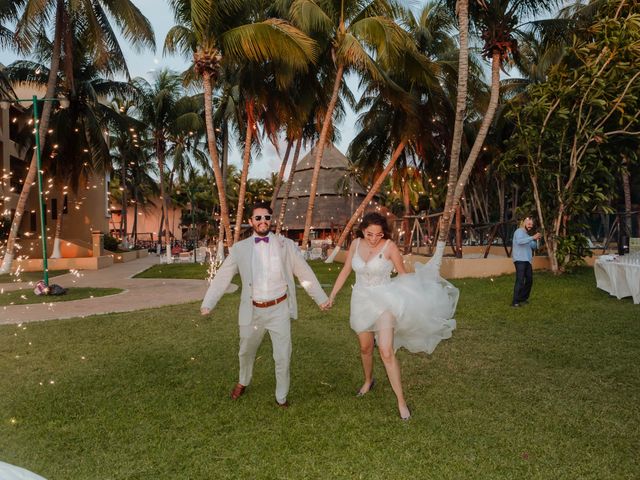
[275,399,289,408]
[230,383,246,400]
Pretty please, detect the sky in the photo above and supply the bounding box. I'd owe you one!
[0,0,564,179]
[0,0,359,180]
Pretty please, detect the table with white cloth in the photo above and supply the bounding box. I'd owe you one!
[594,255,640,304]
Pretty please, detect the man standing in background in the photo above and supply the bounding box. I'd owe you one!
[511,216,542,307]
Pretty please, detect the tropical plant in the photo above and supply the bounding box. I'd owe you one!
[165,0,318,246]
[133,70,201,262]
[435,0,560,267]
[280,0,410,250]
[505,0,640,272]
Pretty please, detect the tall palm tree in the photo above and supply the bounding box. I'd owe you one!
[0,0,153,274]
[282,0,408,249]
[134,70,200,262]
[435,0,559,265]
[164,0,317,246]
[324,2,457,261]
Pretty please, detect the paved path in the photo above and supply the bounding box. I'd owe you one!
[0,256,209,325]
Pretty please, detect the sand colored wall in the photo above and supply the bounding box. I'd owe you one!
[13,254,114,272]
[110,201,184,241]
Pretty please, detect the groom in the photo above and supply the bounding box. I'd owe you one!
[201,202,329,407]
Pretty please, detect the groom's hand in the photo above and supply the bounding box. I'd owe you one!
[319,298,333,310]
[200,307,211,315]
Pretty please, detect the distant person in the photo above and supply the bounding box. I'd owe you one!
[511,216,542,307]
[201,202,330,408]
[325,212,458,420]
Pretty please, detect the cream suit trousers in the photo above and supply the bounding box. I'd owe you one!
[238,301,291,404]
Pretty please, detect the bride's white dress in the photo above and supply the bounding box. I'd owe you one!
[350,239,459,354]
[0,461,47,480]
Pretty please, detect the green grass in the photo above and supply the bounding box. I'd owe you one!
[134,262,209,279]
[0,267,638,479]
[0,270,69,283]
[134,260,337,286]
[0,287,123,306]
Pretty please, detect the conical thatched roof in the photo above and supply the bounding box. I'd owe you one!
[275,144,372,231]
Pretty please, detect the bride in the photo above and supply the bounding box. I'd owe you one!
[326,212,458,420]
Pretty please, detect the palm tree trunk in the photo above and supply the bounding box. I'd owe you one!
[301,63,345,250]
[0,0,64,274]
[156,137,171,262]
[233,106,254,244]
[435,49,501,265]
[202,68,232,245]
[276,137,302,235]
[403,184,411,253]
[121,160,128,247]
[132,197,138,245]
[436,0,469,259]
[326,141,406,263]
[50,191,64,259]
[270,139,293,212]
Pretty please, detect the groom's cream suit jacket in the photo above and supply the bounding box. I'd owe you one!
[201,233,328,325]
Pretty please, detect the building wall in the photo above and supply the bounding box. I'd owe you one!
[0,86,109,258]
[110,200,184,242]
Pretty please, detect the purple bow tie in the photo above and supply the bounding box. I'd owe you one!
[255,236,269,244]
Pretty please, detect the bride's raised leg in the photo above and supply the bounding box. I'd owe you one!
[357,332,375,394]
[377,326,410,419]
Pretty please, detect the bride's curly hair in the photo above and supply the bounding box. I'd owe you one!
[356,212,391,239]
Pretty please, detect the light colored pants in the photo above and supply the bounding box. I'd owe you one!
[238,301,291,404]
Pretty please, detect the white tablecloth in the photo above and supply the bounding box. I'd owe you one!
[594,258,640,304]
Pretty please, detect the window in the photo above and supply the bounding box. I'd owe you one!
[51,198,58,220]
[9,156,26,194]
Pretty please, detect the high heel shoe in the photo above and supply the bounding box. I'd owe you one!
[356,378,376,397]
[400,405,412,421]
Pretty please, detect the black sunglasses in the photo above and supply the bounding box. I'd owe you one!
[253,215,272,221]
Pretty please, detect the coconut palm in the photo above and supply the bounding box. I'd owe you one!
[323,2,460,261]
[435,0,559,265]
[280,0,409,249]
[133,70,202,262]
[0,0,154,274]
[164,0,318,246]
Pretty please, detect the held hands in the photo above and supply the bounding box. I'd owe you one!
[320,296,334,311]
[200,307,211,316]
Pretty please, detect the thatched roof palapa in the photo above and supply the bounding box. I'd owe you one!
[275,144,377,231]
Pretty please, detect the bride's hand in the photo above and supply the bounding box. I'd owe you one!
[320,296,334,310]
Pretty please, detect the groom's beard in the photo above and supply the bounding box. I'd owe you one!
[253,223,271,236]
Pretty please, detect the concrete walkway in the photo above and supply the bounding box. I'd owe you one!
[0,255,209,325]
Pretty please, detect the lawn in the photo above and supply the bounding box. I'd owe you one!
[0,267,638,479]
[0,287,123,306]
[0,270,69,284]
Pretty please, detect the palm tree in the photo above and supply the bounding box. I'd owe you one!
[164,0,317,246]
[134,70,200,263]
[282,0,409,250]
[435,0,559,265]
[107,97,152,246]
[0,0,154,274]
[324,2,457,261]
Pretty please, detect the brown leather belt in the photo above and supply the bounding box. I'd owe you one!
[252,293,287,308]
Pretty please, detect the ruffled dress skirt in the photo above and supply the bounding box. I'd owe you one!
[350,262,459,354]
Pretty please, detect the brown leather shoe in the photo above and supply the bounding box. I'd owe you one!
[275,399,289,408]
[230,383,246,400]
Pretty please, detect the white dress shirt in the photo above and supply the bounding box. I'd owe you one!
[252,232,287,301]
